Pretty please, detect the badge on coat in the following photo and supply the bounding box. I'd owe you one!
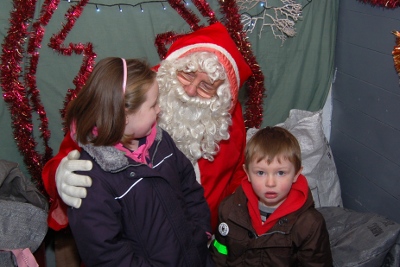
[218,222,229,236]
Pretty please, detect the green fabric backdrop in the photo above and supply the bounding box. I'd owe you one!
[0,0,338,179]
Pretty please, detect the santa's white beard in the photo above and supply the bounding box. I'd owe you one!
[157,63,232,164]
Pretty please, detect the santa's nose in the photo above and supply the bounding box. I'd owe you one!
[183,83,198,97]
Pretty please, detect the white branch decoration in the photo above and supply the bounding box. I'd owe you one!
[239,0,302,44]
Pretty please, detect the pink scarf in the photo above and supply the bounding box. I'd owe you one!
[114,124,157,166]
[70,121,157,167]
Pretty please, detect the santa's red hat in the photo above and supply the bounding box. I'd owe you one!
[164,23,252,108]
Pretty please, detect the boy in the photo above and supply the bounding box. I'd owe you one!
[210,126,332,266]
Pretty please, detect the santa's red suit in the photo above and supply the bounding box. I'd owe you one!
[197,102,248,231]
[42,23,252,232]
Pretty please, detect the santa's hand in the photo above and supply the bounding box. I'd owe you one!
[56,150,93,208]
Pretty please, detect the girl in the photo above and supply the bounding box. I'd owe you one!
[66,57,213,266]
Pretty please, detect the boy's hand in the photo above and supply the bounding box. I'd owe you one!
[56,150,93,208]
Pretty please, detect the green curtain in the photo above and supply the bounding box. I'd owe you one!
[250,0,339,126]
[0,0,339,178]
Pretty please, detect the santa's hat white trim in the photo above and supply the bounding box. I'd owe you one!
[166,43,240,89]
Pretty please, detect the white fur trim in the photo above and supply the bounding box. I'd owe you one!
[166,43,240,89]
[193,162,201,184]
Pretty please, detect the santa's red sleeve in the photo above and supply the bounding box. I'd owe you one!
[197,102,247,233]
[42,131,80,230]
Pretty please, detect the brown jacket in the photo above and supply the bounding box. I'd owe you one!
[210,186,332,267]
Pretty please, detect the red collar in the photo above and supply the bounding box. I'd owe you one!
[242,174,309,235]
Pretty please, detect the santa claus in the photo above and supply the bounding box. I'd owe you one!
[42,22,252,233]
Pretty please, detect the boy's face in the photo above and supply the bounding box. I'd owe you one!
[244,156,302,208]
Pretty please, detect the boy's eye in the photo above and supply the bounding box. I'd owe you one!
[277,171,285,176]
[257,171,265,176]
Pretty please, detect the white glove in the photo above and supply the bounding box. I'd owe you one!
[56,150,93,208]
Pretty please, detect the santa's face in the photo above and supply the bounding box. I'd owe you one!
[156,52,233,163]
[176,70,224,99]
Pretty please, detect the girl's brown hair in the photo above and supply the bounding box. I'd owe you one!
[244,126,302,173]
[65,57,156,146]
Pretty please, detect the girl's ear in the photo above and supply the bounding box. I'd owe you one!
[293,166,303,183]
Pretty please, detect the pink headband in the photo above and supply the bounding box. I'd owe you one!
[121,58,127,93]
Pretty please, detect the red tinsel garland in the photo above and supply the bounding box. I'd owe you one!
[0,0,56,192]
[48,0,96,129]
[359,0,400,8]
[1,0,95,192]
[218,0,265,129]
[155,32,186,59]
[26,0,61,177]
[393,31,400,78]
[168,0,203,31]
[191,0,218,25]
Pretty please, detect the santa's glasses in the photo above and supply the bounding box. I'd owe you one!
[176,71,223,99]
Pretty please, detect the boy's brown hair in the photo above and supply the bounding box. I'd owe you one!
[65,57,156,146]
[244,126,302,173]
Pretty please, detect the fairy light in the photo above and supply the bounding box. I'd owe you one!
[62,0,171,12]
